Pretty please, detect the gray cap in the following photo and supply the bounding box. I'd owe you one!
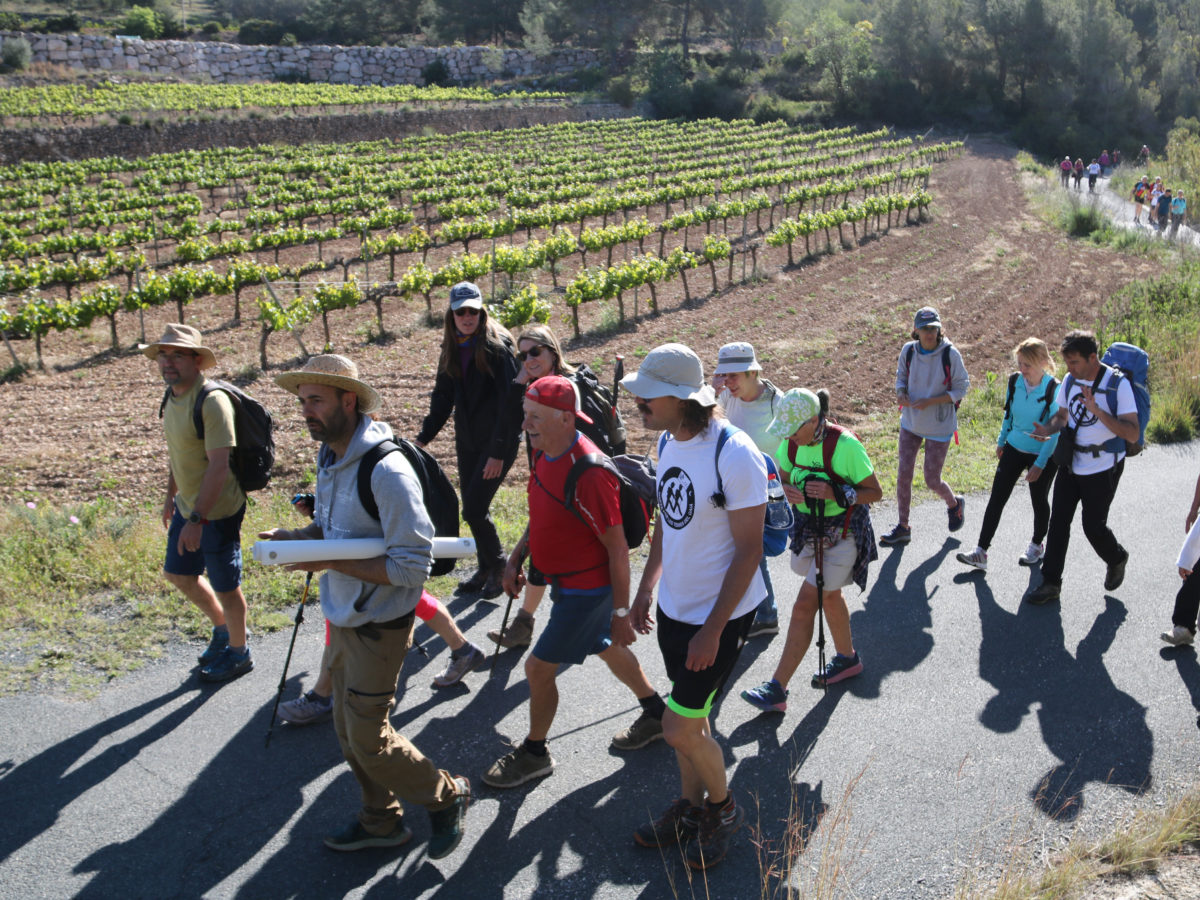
[620,343,717,406]
[449,281,484,311]
[713,341,762,375]
[913,306,942,330]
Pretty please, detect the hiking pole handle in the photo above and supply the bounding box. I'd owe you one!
[266,571,312,748]
[490,546,528,679]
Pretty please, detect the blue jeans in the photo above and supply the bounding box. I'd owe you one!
[754,555,776,622]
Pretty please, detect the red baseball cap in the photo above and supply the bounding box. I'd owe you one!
[525,375,593,424]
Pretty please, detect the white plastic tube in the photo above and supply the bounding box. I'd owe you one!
[252,537,476,566]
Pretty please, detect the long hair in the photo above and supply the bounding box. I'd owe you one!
[681,399,721,435]
[517,324,575,376]
[1012,338,1056,379]
[437,306,515,378]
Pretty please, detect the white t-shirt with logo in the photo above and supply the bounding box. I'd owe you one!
[656,418,767,625]
[1056,366,1136,476]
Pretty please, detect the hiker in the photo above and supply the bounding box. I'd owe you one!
[482,375,667,789]
[741,388,881,713]
[261,354,470,857]
[712,341,785,638]
[488,323,624,650]
[1157,188,1173,233]
[1087,159,1100,192]
[1132,176,1149,224]
[956,339,1060,573]
[1149,178,1164,228]
[1072,158,1084,190]
[1139,144,1151,166]
[879,306,970,547]
[1162,469,1200,646]
[1026,331,1138,606]
[623,343,766,870]
[1059,157,1072,189]
[1170,191,1187,238]
[142,324,251,684]
[1099,149,1110,174]
[416,282,520,600]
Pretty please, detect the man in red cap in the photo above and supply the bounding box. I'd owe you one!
[483,375,666,789]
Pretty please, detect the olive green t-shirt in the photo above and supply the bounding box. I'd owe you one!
[163,377,245,520]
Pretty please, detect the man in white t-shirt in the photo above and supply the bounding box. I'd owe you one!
[622,343,766,871]
[1027,331,1139,605]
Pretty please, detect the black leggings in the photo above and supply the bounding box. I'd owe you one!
[1173,570,1200,632]
[977,444,1057,550]
[457,444,516,571]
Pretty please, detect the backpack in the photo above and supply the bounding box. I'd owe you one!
[780,422,864,537]
[540,451,656,550]
[571,363,627,457]
[160,379,275,493]
[1003,372,1058,426]
[1061,343,1150,458]
[357,439,461,577]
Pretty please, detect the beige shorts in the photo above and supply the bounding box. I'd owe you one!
[790,535,857,591]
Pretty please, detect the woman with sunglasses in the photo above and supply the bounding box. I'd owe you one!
[416,282,521,599]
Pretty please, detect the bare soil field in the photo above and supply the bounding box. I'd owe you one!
[0,137,1156,509]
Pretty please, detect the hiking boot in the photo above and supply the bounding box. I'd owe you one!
[746,618,779,638]
[427,776,470,860]
[812,652,863,688]
[488,612,534,648]
[741,679,788,712]
[323,819,412,853]
[611,710,664,751]
[432,644,485,688]
[1018,542,1045,566]
[879,524,911,546]
[482,745,555,789]
[479,568,505,600]
[634,798,701,848]
[948,496,966,532]
[456,568,489,594]
[199,646,253,683]
[1026,581,1061,605]
[1161,626,1196,647]
[685,798,746,870]
[956,547,988,572]
[1104,549,1129,591]
[198,626,229,665]
[278,689,333,725]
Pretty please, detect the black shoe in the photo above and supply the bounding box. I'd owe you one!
[456,569,489,594]
[479,568,505,600]
[427,776,470,860]
[1104,550,1128,591]
[1026,582,1061,605]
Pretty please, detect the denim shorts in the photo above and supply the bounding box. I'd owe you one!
[164,504,245,593]
[531,584,613,665]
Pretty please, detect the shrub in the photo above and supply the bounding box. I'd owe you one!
[608,75,634,108]
[201,20,222,36]
[1,36,31,71]
[237,19,286,45]
[421,58,452,87]
[0,12,21,30]
[690,79,746,120]
[642,49,692,119]
[121,6,163,39]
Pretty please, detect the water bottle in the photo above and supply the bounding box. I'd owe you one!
[766,471,793,530]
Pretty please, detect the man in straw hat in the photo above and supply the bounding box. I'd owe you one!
[621,343,766,870]
[142,323,252,683]
[260,354,470,859]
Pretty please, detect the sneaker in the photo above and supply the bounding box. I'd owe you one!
[811,652,863,688]
[278,689,333,725]
[432,644,485,688]
[1018,542,1045,566]
[1026,581,1061,605]
[488,612,534,648]
[611,710,664,751]
[634,798,701,848]
[746,618,779,638]
[1161,626,1196,647]
[197,626,228,665]
[199,646,253,683]
[685,798,746,870]
[1104,549,1129,591]
[956,547,988,572]
[879,524,911,546]
[482,745,555,789]
[455,568,489,594]
[323,819,412,853]
[741,679,788,712]
[427,776,470,860]
[948,496,966,532]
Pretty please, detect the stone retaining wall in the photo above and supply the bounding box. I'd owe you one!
[0,31,599,85]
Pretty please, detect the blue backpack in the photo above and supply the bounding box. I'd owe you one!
[1062,342,1150,457]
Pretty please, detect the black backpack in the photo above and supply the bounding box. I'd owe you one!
[160,379,275,493]
[357,439,461,577]
[1003,372,1058,426]
[538,451,657,550]
[572,364,627,457]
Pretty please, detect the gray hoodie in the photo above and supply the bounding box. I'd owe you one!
[895,338,970,440]
[314,416,433,628]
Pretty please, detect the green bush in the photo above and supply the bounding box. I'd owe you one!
[201,20,222,36]
[690,78,746,120]
[421,58,452,87]
[642,49,692,119]
[607,75,634,108]
[1,36,32,71]
[121,6,163,40]
[0,12,21,30]
[237,18,286,45]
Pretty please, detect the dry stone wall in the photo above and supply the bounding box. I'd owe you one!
[0,31,599,85]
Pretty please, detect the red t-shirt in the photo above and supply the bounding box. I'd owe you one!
[528,433,622,589]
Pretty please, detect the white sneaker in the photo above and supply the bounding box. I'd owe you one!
[956,547,988,572]
[1018,542,1045,566]
[1161,626,1195,647]
[278,689,333,725]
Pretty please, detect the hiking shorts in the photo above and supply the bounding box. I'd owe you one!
[531,585,613,665]
[790,535,858,591]
[164,504,245,593]
[658,608,754,719]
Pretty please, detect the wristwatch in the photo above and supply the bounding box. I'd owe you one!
[612,607,630,618]
[187,511,208,525]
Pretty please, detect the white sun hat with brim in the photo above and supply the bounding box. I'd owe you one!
[620,343,716,406]
[713,341,762,375]
[139,323,217,370]
[275,354,382,416]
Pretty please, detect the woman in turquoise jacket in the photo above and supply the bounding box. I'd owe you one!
[957,338,1060,573]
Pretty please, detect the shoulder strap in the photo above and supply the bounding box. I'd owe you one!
[357,439,400,521]
[713,422,737,506]
[822,423,849,486]
[1003,372,1019,420]
[1040,377,1058,422]
[940,345,952,387]
[191,381,221,441]
[903,344,914,373]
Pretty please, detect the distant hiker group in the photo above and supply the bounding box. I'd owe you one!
[1132,174,1188,237]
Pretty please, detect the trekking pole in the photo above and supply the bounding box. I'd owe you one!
[266,571,313,748]
[612,355,624,419]
[490,546,528,678]
[813,491,828,696]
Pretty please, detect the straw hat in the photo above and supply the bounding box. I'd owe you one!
[139,323,216,370]
[274,354,382,415]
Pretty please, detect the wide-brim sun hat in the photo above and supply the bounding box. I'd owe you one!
[275,354,382,416]
[713,341,762,375]
[449,282,484,312]
[139,323,216,370]
[620,343,716,406]
[767,388,822,438]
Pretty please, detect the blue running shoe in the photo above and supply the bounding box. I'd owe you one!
[197,626,228,665]
[200,646,253,683]
[812,652,863,688]
[740,679,788,712]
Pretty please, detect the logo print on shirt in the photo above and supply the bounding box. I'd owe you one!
[658,466,695,530]
[1068,388,1098,427]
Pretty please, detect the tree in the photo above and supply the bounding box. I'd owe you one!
[121,6,163,39]
[806,11,875,113]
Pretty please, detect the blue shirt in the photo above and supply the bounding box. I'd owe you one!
[996,373,1059,469]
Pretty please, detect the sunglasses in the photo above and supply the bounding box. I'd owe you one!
[453,307,480,318]
[517,346,549,362]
